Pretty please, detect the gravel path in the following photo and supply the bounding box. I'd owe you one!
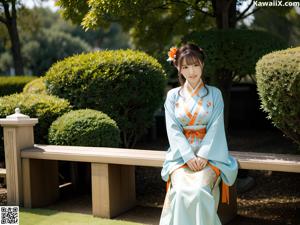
[0,188,6,206]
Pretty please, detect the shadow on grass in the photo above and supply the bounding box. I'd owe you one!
[20,207,59,216]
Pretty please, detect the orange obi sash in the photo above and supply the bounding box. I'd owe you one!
[183,127,206,144]
[166,163,230,204]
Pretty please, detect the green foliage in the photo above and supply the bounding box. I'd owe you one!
[55,0,90,25]
[51,20,130,50]
[183,29,288,80]
[0,76,37,97]
[256,46,300,146]
[0,52,13,74]
[23,77,47,94]
[23,7,130,50]
[45,50,167,147]
[56,0,215,54]
[0,93,72,159]
[1,7,130,76]
[48,109,120,147]
[22,29,91,76]
[251,7,300,46]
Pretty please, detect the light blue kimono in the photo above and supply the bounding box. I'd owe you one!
[159,80,238,225]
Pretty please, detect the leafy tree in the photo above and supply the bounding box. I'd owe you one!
[26,7,130,50]
[0,6,130,75]
[56,0,259,55]
[22,29,91,76]
[250,6,300,46]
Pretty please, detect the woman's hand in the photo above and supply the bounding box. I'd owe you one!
[197,156,208,169]
[187,156,208,172]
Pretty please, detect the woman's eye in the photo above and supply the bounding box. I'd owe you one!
[182,66,188,69]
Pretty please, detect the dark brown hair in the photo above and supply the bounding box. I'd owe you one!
[172,43,209,97]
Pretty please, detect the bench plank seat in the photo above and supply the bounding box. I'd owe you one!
[0,168,6,175]
[22,144,300,173]
[0,168,6,186]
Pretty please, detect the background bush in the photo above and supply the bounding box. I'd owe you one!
[23,77,47,94]
[22,29,92,76]
[256,46,300,146]
[0,93,72,161]
[183,29,288,83]
[0,76,37,97]
[45,50,167,147]
[49,109,120,147]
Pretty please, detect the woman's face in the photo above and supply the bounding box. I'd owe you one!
[178,57,203,87]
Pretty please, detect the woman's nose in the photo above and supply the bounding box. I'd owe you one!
[188,66,194,74]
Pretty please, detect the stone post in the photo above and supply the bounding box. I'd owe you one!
[0,108,38,206]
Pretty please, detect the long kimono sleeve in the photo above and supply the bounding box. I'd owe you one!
[196,87,238,186]
[196,87,228,161]
[164,90,196,163]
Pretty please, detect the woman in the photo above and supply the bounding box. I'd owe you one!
[159,43,238,225]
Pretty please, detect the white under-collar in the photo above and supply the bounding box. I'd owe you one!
[185,79,202,90]
[182,79,203,98]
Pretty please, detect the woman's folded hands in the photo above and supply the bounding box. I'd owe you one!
[187,156,208,172]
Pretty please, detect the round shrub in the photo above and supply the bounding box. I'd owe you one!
[256,46,300,146]
[45,50,167,147]
[23,77,47,94]
[48,109,120,147]
[0,93,72,160]
[0,76,37,97]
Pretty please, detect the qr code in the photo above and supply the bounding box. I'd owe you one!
[0,206,19,225]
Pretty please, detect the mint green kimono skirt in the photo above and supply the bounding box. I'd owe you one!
[159,164,222,225]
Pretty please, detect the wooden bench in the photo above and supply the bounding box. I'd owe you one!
[1,110,300,225]
[20,144,300,224]
[0,168,6,186]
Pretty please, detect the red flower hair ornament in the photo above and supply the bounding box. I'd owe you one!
[167,47,177,62]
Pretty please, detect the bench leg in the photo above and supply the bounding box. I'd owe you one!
[217,179,237,224]
[91,163,136,218]
[22,158,59,208]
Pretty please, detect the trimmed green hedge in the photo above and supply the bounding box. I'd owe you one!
[23,77,47,94]
[45,50,167,147]
[49,109,120,147]
[256,46,300,146]
[0,93,72,160]
[0,76,37,97]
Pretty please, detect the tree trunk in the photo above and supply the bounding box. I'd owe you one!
[213,0,237,29]
[2,1,24,75]
[210,70,233,136]
[211,0,237,132]
[6,19,24,75]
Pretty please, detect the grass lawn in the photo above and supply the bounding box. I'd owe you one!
[20,208,144,225]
